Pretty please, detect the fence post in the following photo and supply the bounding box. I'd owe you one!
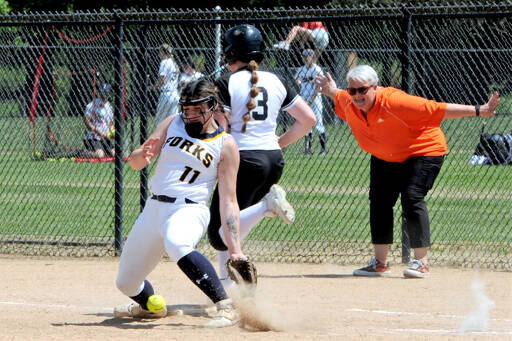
[215,6,222,79]
[400,6,412,264]
[138,24,150,212]
[400,5,412,92]
[114,15,125,256]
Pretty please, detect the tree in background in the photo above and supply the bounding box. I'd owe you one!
[0,0,10,13]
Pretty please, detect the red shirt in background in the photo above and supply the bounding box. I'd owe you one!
[302,22,326,31]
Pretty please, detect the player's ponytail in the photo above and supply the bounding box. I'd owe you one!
[243,60,259,134]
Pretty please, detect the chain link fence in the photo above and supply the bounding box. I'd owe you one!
[0,4,510,269]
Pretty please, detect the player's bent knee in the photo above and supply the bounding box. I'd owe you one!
[166,244,195,262]
[115,275,141,297]
[207,224,228,251]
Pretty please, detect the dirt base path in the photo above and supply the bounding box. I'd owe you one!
[1,256,511,340]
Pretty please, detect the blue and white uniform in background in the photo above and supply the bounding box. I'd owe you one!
[155,58,180,127]
[180,71,204,88]
[83,98,113,140]
[295,63,324,134]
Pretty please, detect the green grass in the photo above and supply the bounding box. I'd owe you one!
[0,114,511,260]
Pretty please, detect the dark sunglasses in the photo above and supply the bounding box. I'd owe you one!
[347,86,372,95]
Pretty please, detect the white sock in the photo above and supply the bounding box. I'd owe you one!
[217,250,230,279]
[218,201,268,246]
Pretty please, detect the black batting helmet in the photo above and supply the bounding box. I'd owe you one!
[222,24,265,64]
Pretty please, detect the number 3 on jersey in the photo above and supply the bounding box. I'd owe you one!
[251,86,268,120]
[180,166,200,184]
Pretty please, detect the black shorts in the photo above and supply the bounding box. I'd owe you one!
[369,155,444,247]
[208,149,285,250]
[83,138,113,156]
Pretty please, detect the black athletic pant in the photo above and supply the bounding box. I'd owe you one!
[369,155,444,248]
[208,149,285,250]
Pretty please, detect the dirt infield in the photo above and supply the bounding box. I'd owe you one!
[1,256,511,340]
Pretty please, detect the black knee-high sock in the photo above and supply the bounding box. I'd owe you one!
[177,251,228,304]
[129,279,154,310]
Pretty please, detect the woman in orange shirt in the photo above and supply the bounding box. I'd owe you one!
[315,65,499,278]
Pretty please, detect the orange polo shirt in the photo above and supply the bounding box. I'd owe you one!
[334,87,448,162]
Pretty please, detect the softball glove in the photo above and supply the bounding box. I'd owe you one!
[226,258,257,285]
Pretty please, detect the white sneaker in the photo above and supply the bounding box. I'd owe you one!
[273,41,290,50]
[203,298,240,328]
[113,302,167,319]
[264,184,295,224]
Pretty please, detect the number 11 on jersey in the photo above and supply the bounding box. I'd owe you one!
[180,166,200,184]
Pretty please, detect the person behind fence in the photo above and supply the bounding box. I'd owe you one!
[314,64,500,278]
[295,49,327,155]
[208,24,316,287]
[179,56,204,88]
[114,79,248,328]
[153,43,180,127]
[82,83,114,158]
[273,21,329,52]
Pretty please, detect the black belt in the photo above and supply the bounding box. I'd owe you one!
[151,194,197,204]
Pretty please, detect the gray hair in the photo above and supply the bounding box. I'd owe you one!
[346,65,379,86]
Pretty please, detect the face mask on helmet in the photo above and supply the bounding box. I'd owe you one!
[179,96,217,138]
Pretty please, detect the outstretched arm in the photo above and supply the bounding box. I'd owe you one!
[129,114,175,170]
[217,136,246,261]
[314,72,340,100]
[444,91,500,119]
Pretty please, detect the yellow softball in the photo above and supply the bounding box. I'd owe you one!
[147,294,166,314]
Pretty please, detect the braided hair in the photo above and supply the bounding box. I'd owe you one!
[242,60,259,134]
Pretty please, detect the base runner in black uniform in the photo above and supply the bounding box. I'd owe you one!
[207,24,317,287]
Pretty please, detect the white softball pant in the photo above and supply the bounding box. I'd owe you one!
[311,28,329,49]
[116,198,210,296]
[309,96,325,134]
[155,90,179,127]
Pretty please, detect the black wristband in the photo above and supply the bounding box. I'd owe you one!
[475,104,480,117]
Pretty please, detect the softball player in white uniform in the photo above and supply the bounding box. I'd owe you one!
[154,44,180,127]
[115,79,245,328]
[207,24,316,285]
[83,83,114,158]
[295,49,327,154]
